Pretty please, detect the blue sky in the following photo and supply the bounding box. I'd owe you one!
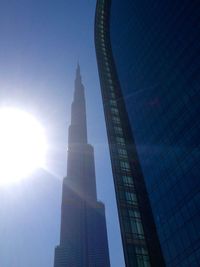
[0,0,125,266]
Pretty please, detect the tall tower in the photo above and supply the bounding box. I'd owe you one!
[54,65,110,267]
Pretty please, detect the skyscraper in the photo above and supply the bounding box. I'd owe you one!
[54,65,110,267]
[95,1,165,267]
[95,0,200,267]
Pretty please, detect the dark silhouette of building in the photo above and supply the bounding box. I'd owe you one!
[95,0,200,267]
[54,65,110,267]
[95,1,165,267]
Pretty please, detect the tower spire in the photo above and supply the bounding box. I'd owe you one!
[76,61,81,81]
[69,64,87,145]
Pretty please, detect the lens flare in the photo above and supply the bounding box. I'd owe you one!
[0,107,47,185]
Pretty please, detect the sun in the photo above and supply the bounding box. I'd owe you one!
[0,107,47,185]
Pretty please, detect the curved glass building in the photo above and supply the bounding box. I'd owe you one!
[95,1,165,266]
[95,0,200,266]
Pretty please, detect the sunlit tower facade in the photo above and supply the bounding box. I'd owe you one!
[95,1,165,267]
[54,65,110,267]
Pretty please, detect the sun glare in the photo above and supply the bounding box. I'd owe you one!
[0,107,47,185]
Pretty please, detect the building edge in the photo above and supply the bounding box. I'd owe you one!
[94,0,165,266]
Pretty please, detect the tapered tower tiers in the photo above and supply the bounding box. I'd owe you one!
[54,65,110,267]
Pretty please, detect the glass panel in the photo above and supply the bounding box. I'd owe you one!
[118,148,128,157]
[113,116,120,124]
[116,136,125,145]
[125,192,138,204]
[129,209,141,218]
[136,220,144,235]
[122,175,134,186]
[120,161,130,170]
[110,99,117,106]
[111,107,119,115]
[114,126,123,135]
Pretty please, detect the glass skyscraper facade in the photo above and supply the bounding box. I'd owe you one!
[95,1,165,266]
[95,0,200,266]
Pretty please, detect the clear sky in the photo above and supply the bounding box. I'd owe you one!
[0,0,125,266]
